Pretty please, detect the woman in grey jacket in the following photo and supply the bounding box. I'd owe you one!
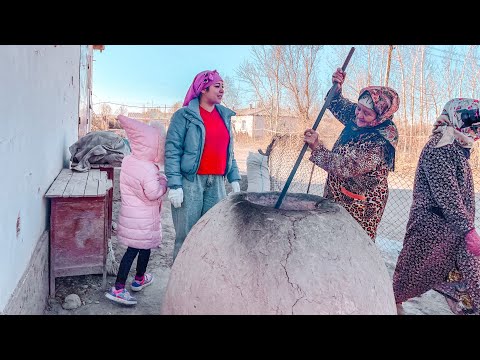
[165,70,241,261]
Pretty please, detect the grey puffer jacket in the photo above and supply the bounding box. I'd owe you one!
[165,97,241,188]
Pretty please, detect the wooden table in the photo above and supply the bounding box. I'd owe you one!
[71,162,121,239]
[45,168,113,296]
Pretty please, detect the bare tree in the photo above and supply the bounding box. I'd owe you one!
[428,73,441,120]
[100,103,112,117]
[99,103,112,129]
[237,46,282,133]
[467,46,480,99]
[235,44,480,161]
[221,75,242,110]
[237,45,324,133]
[144,107,162,120]
[118,105,128,116]
[396,46,408,124]
[171,101,182,114]
[385,45,394,86]
[419,46,425,131]
[277,45,323,127]
[457,45,472,98]
[114,105,128,116]
[442,46,460,101]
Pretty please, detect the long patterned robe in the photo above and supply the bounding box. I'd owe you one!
[393,133,480,314]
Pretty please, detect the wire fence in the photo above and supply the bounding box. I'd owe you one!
[264,132,480,267]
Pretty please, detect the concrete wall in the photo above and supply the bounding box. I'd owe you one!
[78,45,93,138]
[0,45,81,313]
[2,232,50,314]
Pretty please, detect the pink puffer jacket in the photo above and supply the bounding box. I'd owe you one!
[117,115,167,249]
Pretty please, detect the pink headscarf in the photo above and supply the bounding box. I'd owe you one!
[183,70,223,107]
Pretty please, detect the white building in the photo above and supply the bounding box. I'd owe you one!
[0,45,100,314]
[231,105,300,139]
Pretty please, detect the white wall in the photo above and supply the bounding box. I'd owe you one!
[0,45,80,311]
[233,114,302,138]
[232,115,254,136]
[253,116,266,138]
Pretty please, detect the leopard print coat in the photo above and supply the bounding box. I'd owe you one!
[393,133,480,314]
[309,93,391,240]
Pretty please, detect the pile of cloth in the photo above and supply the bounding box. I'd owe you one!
[69,131,131,172]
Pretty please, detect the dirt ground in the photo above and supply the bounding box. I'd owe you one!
[44,142,453,315]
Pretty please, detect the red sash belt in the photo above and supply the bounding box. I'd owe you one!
[341,186,366,201]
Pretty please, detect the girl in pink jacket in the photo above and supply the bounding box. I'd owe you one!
[105,115,167,306]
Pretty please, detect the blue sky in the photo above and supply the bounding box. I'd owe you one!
[92,45,473,114]
[92,45,253,111]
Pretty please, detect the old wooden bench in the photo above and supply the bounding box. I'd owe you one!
[45,168,113,296]
[88,164,117,239]
[70,162,121,240]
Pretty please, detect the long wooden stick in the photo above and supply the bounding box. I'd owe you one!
[274,47,355,209]
[306,163,316,194]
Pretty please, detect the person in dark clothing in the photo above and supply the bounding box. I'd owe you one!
[393,98,480,315]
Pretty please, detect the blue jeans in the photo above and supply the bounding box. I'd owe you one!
[171,174,226,261]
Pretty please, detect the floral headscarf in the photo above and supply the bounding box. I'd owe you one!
[432,98,480,148]
[357,86,400,126]
[337,86,400,171]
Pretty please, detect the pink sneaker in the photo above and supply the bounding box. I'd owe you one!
[105,287,137,305]
[131,273,154,292]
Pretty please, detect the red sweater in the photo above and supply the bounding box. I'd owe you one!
[197,106,229,175]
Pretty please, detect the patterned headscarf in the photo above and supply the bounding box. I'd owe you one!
[183,70,223,107]
[357,86,400,126]
[432,98,480,148]
[358,92,375,110]
[336,86,400,171]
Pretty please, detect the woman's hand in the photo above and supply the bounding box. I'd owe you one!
[332,68,346,91]
[466,229,480,256]
[304,129,321,150]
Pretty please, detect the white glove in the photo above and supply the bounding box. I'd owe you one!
[229,181,241,195]
[168,188,184,208]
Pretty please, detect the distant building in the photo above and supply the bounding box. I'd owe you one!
[232,105,300,138]
[127,111,169,129]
